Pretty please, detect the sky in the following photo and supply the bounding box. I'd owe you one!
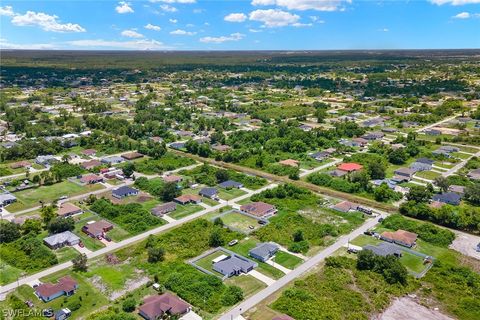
[0,0,479,50]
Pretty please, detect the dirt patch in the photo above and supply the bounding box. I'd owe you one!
[374,297,454,320]
[449,231,480,260]
[109,275,149,300]
[137,194,153,203]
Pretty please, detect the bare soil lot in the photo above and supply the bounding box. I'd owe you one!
[376,297,454,320]
[449,231,480,260]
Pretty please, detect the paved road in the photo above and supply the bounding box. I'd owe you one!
[416,114,459,133]
[0,183,277,296]
[219,213,384,320]
[442,150,480,177]
[299,158,342,178]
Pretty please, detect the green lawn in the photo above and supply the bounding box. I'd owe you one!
[85,264,136,291]
[451,152,472,159]
[195,251,227,275]
[106,226,131,242]
[0,263,23,285]
[225,275,266,297]
[56,247,79,263]
[399,252,427,274]
[218,188,247,200]
[414,170,441,180]
[7,181,104,212]
[273,251,303,270]
[229,239,285,280]
[169,204,203,219]
[221,211,262,233]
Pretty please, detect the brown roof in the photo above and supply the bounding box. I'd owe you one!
[273,315,295,320]
[81,159,102,169]
[174,194,201,203]
[121,152,143,160]
[82,220,113,236]
[151,202,176,216]
[80,174,103,183]
[332,201,357,212]
[139,293,190,319]
[212,144,231,152]
[278,159,299,167]
[58,203,82,217]
[81,149,96,156]
[240,201,276,217]
[10,161,31,169]
[381,230,417,246]
[36,276,77,299]
[163,175,183,183]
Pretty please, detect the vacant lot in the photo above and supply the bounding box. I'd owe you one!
[221,211,262,234]
[7,181,104,212]
[273,251,303,269]
[225,274,266,297]
[169,203,203,220]
[378,297,454,320]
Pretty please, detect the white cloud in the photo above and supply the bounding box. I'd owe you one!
[160,4,178,12]
[150,0,196,3]
[292,22,312,27]
[249,28,263,32]
[68,39,168,50]
[430,0,480,5]
[0,39,56,49]
[145,23,161,31]
[200,32,245,43]
[249,9,300,27]
[224,13,247,22]
[121,29,144,38]
[453,11,480,18]
[169,18,178,23]
[0,6,15,17]
[11,11,86,33]
[251,0,348,12]
[309,15,325,23]
[170,29,196,35]
[116,2,134,14]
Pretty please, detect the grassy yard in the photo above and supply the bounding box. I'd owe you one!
[56,247,79,263]
[7,181,104,212]
[414,170,441,180]
[84,263,136,291]
[273,251,303,270]
[451,152,472,159]
[169,203,203,219]
[229,239,285,280]
[106,226,131,242]
[218,188,247,200]
[195,251,226,276]
[0,263,23,285]
[400,252,427,274]
[221,211,262,234]
[225,275,266,297]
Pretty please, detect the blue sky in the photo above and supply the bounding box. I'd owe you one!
[0,1,479,50]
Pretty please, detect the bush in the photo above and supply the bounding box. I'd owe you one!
[122,298,136,312]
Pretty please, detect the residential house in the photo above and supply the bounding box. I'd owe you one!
[163,175,183,184]
[81,149,96,157]
[138,293,191,320]
[363,243,402,258]
[57,203,83,218]
[380,230,418,248]
[170,142,186,150]
[122,152,143,160]
[218,180,244,189]
[331,201,358,213]
[80,159,102,170]
[432,192,461,206]
[337,162,363,173]
[199,187,219,200]
[82,220,113,238]
[299,124,312,132]
[10,161,31,169]
[362,131,384,141]
[329,169,348,177]
[112,186,139,199]
[101,156,124,165]
[151,202,176,216]
[410,158,434,172]
[35,155,57,167]
[212,254,258,278]
[249,242,279,262]
[212,144,231,152]
[80,174,103,184]
[352,137,369,147]
[448,185,465,195]
[424,129,441,136]
[467,168,480,181]
[35,276,78,302]
[0,192,16,206]
[43,231,81,249]
[278,159,300,167]
[240,202,277,218]
[174,194,202,205]
[392,167,415,182]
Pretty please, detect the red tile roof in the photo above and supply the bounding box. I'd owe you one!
[80,174,103,183]
[163,175,182,183]
[381,230,417,246]
[240,201,276,217]
[174,194,201,204]
[58,203,82,217]
[279,159,300,167]
[337,162,363,172]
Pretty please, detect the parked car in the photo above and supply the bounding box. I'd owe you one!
[476,243,480,253]
[59,195,68,200]
[104,235,112,242]
[248,225,255,230]
[258,220,267,225]
[228,239,238,246]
